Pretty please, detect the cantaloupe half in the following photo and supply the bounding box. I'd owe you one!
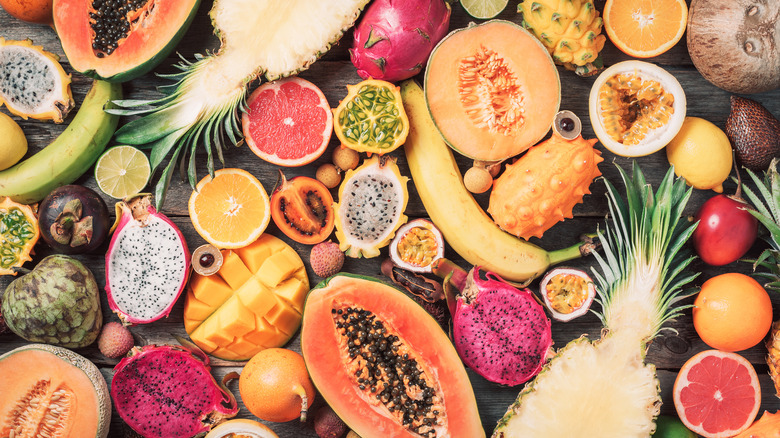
[425,20,561,162]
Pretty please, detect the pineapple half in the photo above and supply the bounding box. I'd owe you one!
[493,163,698,438]
[109,0,370,208]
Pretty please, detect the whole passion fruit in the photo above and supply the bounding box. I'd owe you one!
[389,219,444,273]
[38,185,110,254]
[539,267,596,322]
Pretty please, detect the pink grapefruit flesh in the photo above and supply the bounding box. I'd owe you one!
[673,350,761,438]
[243,77,332,167]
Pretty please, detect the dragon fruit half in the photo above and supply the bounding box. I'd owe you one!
[349,0,451,82]
[105,194,190,325]
[445,265,553,386]
[112,344,239,438]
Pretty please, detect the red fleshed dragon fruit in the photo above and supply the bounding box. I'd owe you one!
[350,0,451,82]
[112,343,239,438]
[437,262,553,386]
[105,194,190,325]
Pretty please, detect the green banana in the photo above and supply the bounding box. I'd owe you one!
[0,80,121,204]
[401,80,590,283]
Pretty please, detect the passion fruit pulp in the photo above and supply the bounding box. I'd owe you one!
[539,267,596,322]
[389,219,445,273]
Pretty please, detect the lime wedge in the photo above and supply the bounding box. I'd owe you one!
[460,0,509,19]
[95,145,151,199]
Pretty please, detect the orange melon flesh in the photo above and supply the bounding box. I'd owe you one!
[0,349,100,438]
[301,274,484,437]
[425,20,561,161]
[185,234,309,361]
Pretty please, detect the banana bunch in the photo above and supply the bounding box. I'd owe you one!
[400,80,589,283]
[0,80,121,203]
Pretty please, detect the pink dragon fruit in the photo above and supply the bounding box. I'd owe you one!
[105,194,190,325]
[349,0,451,82]
[112,344,239,438]
[443,265,553,386]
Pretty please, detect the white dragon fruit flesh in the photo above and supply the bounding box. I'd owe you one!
[350,0,451,82]
[111,344,238,438]
[452,266,553,386]
[105,194,189,325]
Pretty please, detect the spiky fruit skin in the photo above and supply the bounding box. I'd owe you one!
[488,134,602,239]
[453,267,552,386]
[112,344,238,438]
[766,320,780,398]
[98,322,134,359]
[518,0,607,75]
[726,96,780,172]
[350,0,451,82]
[310,242,345,277]
[314,405,348,438]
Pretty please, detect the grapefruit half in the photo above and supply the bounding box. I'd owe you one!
[673,350,761,438]
[243,77,332,167]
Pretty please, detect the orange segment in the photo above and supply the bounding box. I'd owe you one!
[604,0,687,58]
[189,168,271,249]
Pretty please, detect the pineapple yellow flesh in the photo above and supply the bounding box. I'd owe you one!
[494,331,660,438]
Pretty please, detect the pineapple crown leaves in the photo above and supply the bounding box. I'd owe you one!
[106,53,246,209]
[590,162,699,338]
[738,159,780,291]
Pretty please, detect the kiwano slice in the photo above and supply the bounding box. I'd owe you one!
[185,234,309,361]
[301,273,485,438]
[0,197,39,275]
[0,344,111,438]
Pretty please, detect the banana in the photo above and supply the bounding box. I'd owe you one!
[0,80,121,204]
[400,80,587,283]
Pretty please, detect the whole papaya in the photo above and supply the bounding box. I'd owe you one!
[2,255,102,347]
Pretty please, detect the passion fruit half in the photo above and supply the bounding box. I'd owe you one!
[389,219,444,273]
[589,60,686,157]
[539,267,596,322]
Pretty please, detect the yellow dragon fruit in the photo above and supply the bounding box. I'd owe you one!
[518,0,606,76]
[488,134,602,239]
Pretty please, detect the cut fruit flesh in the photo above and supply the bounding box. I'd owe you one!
[94,145,151,199]
[604,0,688,58]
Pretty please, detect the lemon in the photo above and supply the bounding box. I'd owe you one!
[666,117,732,192]
[94,145,151,199]
[0,112,27,171]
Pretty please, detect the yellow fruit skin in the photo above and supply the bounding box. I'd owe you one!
[666,117,732,193]
[0,112,27,171]
[402,80,569,283]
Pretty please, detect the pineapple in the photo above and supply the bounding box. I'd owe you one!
[493,163,698,438]
[518,0,607,76]
[741,159,780,397]
[109,0,370,208]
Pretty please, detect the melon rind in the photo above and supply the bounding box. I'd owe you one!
[0,344,111,438]
[588,60,687,157]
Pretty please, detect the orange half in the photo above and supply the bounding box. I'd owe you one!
[604,0,688,58]
[189,168,271,249]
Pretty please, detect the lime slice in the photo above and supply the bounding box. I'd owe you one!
[460,0,508,19]
[95,145,151,199]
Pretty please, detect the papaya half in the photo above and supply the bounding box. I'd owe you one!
[53,0,200,82]
[301,273,485,438]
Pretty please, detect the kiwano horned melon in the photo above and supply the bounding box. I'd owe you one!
[425,20,561,161]
[185,234,309,361]
[488,134,602,239]
[52,0,200,82]
[0,344,111,438]
[302,274,485,438]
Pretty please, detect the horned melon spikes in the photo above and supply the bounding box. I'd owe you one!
[518,0,606,76]
[487,134,602,240]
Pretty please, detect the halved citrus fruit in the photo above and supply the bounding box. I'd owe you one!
[242,77,332,167]
[94,145,151,199]
[603,0,688,58]
[673,350,761,438]
[189,168,271,249]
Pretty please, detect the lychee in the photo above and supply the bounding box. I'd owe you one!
[314,405,348,438]
[310,241,344,278]
[98,322,134,358]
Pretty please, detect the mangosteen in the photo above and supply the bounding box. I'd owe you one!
[39,185,110,254]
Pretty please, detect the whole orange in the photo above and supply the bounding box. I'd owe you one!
[693,273,772,352]
[239,348,315,422]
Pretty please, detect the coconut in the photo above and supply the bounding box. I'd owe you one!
[687,0,780,94]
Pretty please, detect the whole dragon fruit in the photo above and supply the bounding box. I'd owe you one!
[112,344,239,438]
[105,194,190,325]
[443,265,553,386]
[350,0,451,82]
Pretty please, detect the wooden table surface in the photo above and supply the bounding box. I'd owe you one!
[3,1,780,437]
